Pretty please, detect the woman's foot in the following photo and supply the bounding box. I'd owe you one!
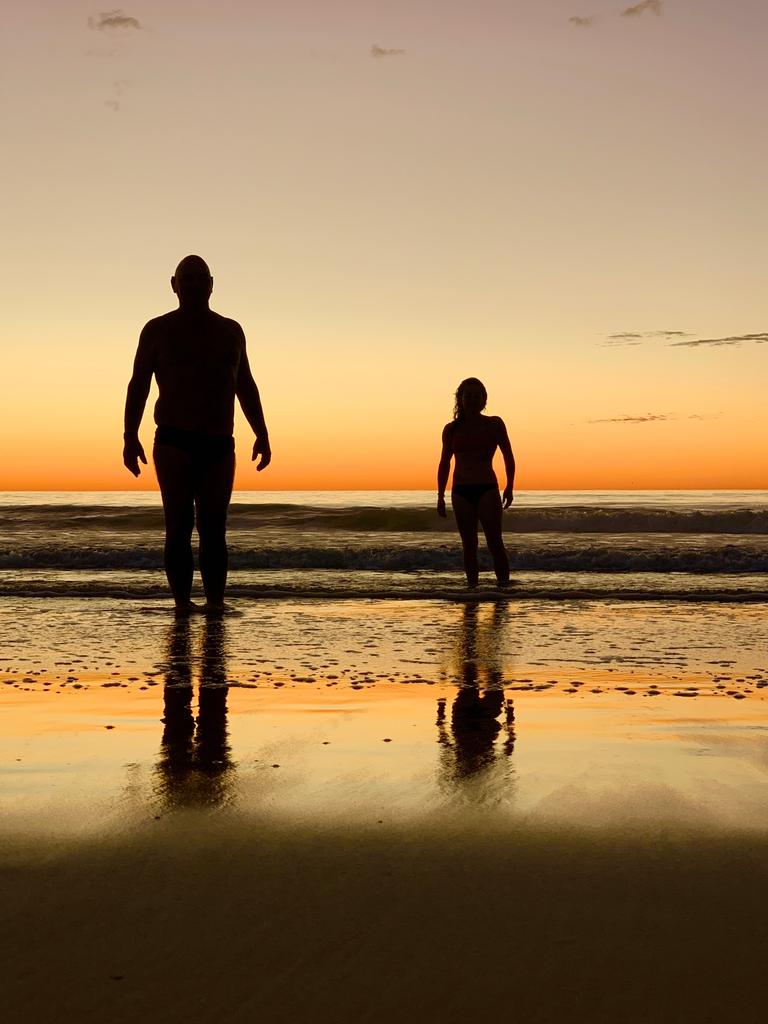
[174,601,202,617]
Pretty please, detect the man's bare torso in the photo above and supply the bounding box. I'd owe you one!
[144,309,245,436]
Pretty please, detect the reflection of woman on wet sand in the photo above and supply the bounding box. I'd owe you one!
[437,378,515,589]
[437,603,515,793]
[155,614,234,811]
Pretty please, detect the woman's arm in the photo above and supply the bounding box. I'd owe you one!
[436,423,453,517]
[496,418,516,508]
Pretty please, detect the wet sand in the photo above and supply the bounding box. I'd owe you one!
[3,597,768,1022]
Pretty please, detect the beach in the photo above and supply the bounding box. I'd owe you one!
[3,582,768,1022]
[8,0,768,1015]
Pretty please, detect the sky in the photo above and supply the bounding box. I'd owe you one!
[2,0,766,490]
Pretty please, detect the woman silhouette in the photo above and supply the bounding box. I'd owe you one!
[437,378,515,588]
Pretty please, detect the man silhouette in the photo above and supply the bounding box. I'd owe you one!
[123,255,270,613]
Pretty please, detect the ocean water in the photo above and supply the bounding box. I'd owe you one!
[0,490,766,601]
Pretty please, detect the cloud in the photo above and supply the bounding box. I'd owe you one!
[606,329,768,350]
[605,330,692,346]
[371,44,406,58]
[671,332,768,349]
[88,10,142,32]
[570,2,662,32]
[622,0,663,17]
[589,411,718,424]
[589,413,670,424]
[100,79,130,112]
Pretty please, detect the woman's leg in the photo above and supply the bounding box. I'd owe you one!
[451,492,480,587]
[477,489,510,586]
[154,444,196,608]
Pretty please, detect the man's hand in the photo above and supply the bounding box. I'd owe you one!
[437,494,447,518]
[502,486,514,509]
[123,435,147,477]
[252,436,272,471]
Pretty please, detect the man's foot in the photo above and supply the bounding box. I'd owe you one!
[203,600,236,616]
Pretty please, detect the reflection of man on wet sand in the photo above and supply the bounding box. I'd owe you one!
[156,614,234,811]
[123,255,270,613]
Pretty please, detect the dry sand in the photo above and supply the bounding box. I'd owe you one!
[4,814,768,1023]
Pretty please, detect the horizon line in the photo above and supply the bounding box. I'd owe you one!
[1,487,767,494]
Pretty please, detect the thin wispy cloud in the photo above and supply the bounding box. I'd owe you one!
[570,1,662,30]
[671,332,768,349]
[605,333,642,346]
[588,412,713,425]
[88,10,142,31]
[622,0,663,17]
[85,15,142,112]
[371,45,406,58]
[605,330,692,346]
[589,414,670,424]
[104,79,130,112]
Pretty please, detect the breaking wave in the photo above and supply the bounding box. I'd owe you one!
[2,542,767,573]
[2,503,768,535]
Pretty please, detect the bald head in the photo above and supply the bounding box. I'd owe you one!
[171,255,213,309]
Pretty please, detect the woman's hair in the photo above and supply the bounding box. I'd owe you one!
[453,377,487,420]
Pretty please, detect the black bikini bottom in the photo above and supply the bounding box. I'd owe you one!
[451,483,498,508]
[154,425,234,460]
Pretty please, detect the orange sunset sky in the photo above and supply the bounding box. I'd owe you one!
[2,1,766,490]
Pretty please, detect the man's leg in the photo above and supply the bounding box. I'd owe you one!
[195,450,235,608]
[154,444,196,609]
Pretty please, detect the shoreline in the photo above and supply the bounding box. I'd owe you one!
[2,577,768,602]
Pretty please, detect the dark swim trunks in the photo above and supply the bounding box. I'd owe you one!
[154,425,234,460]
[451,483,498,507]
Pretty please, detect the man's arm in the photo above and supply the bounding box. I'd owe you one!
[436,424,453,517]
[495,417,516,508]
[235,333,271,471]
[122,322,156,477]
